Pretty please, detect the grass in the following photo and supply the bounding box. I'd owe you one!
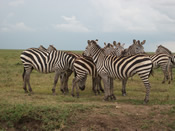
[0,49,175,130]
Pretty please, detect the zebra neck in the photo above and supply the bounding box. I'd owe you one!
[93,50,105,65]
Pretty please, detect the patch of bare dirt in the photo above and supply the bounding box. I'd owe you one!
[64,104,174,131]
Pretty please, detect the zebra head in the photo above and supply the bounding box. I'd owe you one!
[78,76,87,91]
[83,40,98,57]
[113,41,125,56]
[83,40,103,64]
[103,43,114,55]
[155,45,172,55]
[131,39,146,54]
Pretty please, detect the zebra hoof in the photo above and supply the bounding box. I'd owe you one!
[52,93,56,96]
[24,90,28,93]
[104,96,109,101]
[112,95,117,100]
[143,99,149,104]
[28,92,33,96]
[122,93,126,96]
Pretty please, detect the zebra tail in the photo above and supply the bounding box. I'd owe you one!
[22,68,26,81]
[149,64,154,77]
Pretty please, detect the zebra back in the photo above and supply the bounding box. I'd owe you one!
[149,53,172,68]
[20,48,76,73]
[103,54,153,79]
[73,57,97,79]
[156,45,172,56]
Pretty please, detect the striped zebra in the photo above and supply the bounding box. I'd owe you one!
[150,53,174,84]
[71,56,98,97]
[120,53,174,99]
[102,39,146,94]
[20,47,76,94]
[83,40,153,103]
[96,41,125,93]
[103,41,125,56]
[121,39,146,56]
[156,45,175,83]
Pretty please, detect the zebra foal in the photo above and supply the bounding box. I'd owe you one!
[83,40,153,103]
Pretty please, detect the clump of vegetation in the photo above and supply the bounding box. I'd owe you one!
[0,102,91,130]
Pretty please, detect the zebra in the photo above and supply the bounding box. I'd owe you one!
[121,39,146,56]
[155,45,175,83]
[103,41,125,56]
[20,47,76,95]
[83,40,153,103]
[96,41,125,92]
[71,56,98,97]
[58,51,104,95]
[151,53,174,84]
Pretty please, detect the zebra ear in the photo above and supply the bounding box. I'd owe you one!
[104,42,107,46]
[107,43,111,47]
[87,40,91,45]
[133,39,136,44]
[137,40,141,45]
[117,42,121,46]
[113,41,117,46]
[141,40,146,45]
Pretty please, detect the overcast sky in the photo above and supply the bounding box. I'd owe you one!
[0,0,175,52]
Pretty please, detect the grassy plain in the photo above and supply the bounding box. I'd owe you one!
[0,49,175,131]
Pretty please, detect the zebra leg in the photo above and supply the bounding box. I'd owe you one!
[71,78,76,97]
[168,66,172,84]
[161,66,168,84]
[122,78,128,96]
[71,77,79,98]
[101,75,110,101]
[139,75,151,104]
[63,70,73,93]
[52,71,60,95]
[92,77,97,95]
[170,67,173,81]
[110,78,116,100]
[144,82,151,104]
[22,68,28,93]
[24,69,33,93]
[98,75,104,93]
[59,73,65,93]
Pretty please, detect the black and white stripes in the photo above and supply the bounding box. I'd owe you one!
[83,40,153,103]
[20,47,76,94]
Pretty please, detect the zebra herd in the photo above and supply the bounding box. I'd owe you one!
[20,39,175,103]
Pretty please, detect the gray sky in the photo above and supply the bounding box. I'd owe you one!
[0,0,175,52]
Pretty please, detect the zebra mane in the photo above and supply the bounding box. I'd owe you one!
[157,45,172,55]
[91,40,105,53]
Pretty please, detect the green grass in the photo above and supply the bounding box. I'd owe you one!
[0,49,175,130]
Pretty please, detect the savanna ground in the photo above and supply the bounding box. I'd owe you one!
[0,49,175,131]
